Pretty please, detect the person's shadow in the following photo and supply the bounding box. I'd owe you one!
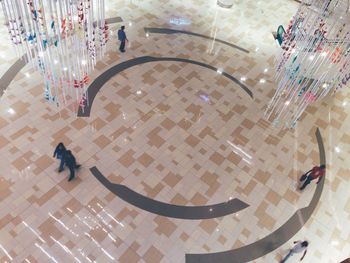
[277,248,290,263]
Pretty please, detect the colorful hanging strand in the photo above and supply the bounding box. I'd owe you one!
[266,0,350,128]
[1,0,108,111]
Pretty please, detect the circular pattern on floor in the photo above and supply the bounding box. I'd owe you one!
[186,128,326,263]
[80,49,326,262]
[78,56,252,117]
[0,16,324,262]
[90,166,249,219]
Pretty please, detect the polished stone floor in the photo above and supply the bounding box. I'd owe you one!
[0,0,349,262]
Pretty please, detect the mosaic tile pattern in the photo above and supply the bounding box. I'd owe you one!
[186,128,326,263]
[90,165,250,220]
[0,0,349,263]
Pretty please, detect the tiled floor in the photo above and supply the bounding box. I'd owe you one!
[0,0,349,262]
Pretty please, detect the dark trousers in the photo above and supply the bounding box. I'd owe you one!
[119,40,125,51]
[280,249,294,262]
[68,166,75,181]
[58,157,65,171]
[68,164,81,181]
[300,176,313,190]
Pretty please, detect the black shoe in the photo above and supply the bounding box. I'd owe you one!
[58,168,64,173]
[121,50,125,53]
[75,164,81,169]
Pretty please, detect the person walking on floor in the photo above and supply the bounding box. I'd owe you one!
[53,142,67,172]
[299,164,325,190]
[280,240,308,263]
[64,150,81,182]
[117,25,128,52]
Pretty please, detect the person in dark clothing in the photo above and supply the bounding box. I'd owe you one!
[299,164,325,190]
[117,26,128,52]
[64,150,81,181]
[280,240,308,262]
[325,0,332,11]
[53,142,66,172]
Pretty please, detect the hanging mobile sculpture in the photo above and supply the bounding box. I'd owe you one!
[0,0,109,112]
[265,0,350,128]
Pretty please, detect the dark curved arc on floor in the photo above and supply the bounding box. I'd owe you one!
[0,17,123,98]
[90,166,249,220]
[78,56,253,117]
[0,55,26,97]
[144,27,250,54]
[186,128,326,263]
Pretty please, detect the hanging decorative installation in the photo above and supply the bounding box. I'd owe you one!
[265,0,350,128]
[0,0,109,112]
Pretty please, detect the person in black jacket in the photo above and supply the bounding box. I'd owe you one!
[64,150,81,181]
[53,142,67,172]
